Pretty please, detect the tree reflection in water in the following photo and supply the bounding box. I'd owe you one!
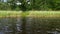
[0,17,60,34]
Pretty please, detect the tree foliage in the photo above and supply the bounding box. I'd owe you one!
[0,0,60,11]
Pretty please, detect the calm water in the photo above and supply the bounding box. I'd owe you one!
[0,17,60,34]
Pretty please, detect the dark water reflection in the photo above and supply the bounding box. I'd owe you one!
[0,17,60,34]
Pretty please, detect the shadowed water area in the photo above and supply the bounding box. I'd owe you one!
[0,17,60,34]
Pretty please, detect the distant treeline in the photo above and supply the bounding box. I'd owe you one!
[0,0,60,11]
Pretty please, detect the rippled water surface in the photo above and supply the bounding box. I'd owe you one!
[0,17,60,34]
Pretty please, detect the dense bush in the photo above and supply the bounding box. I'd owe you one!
[0,0,60,11]
[0,3,11,10]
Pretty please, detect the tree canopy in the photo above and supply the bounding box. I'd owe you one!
[0,0,60,11]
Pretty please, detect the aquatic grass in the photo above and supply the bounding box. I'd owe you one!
[0,11,22,17]
[0,11,60,18]
[27,11,60,18]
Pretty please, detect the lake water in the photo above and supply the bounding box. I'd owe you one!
[0,17,60,34]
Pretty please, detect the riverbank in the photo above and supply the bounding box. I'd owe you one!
[0,11,60,18]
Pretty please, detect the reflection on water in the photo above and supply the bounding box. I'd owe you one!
[0,17,60,34]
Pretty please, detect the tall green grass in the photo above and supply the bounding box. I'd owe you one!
[0,11,60,18]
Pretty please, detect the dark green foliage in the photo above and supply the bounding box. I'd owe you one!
[0,3,11,10]
[0,0,60,11]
